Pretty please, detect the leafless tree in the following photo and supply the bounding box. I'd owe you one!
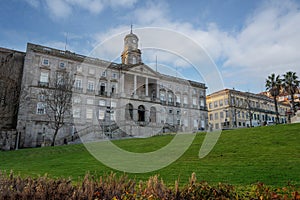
[40,71,74,146]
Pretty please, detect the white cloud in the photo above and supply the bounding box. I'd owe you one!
[25,0,40,8]
[35,0,300,93]
[45,0,72,19]
[25,0,138,19]
[109,0,138,8]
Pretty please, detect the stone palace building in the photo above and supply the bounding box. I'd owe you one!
[207,89,289,130]
[15,31,208,147]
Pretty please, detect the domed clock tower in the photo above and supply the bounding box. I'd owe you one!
[121,27,142,65]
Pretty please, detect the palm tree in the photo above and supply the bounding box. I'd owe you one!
[265,73,282,124]
[282,71,299,115]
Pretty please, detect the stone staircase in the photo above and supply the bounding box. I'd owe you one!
[65,121,128,144]
[291,110,300,123]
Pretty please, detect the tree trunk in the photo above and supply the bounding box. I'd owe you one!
[274,95,279,124]
[51,128,59,146]
[291,92,296,115]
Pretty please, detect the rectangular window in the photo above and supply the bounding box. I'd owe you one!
[59,62,65,69]
[42,58,49,66]
[99,110,105,120]
[200,99,205,107]
[209,114,213,120]
[225,111,229,118]
[110,110,115,120]
[224,99,228,105]
[209,102,212,109]
[111,101,116,108]
[220,111,224,119]
[215,123,219,129]
[168,93,173,103]
[73,108,81,118]
[219,100,223,107]
[183,96,188,104]
[112,73,117,79]
[36,102,46,114]
[40,72,49,83]
[75,79,82,89]
[86,109,93,119]
[160,92,165,101]
[74,97,81,104]
[193,88,197,95]
[192,97,197,105]
[101,71,106,77]
[214,101,218,108]
[87,81,94,92]
[99,99,106,106]
[87,98,94,105]
[214,112,219,120]
[176,95,181,103]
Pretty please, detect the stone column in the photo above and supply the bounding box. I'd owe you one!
[156,81,159,100]
[145,77,149,97]
[121,73,125,93]
[134,75,137,95]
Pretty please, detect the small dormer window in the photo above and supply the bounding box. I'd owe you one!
[112,73,117,79]
[42,58,49,66]
[59,62,65,69]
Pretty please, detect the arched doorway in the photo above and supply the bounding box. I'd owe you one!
[125,103,133,120]
[138,105,145,122]
[150,107,156,122]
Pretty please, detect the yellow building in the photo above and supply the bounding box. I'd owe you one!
[207,89,289,130]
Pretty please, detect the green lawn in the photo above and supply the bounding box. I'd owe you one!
[0,123,299,187]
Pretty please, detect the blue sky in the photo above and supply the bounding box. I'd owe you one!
[1,0,300,94]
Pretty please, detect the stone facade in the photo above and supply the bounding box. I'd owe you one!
[0,48,25,130]
[207,89,289,130]
[16,32,208,147]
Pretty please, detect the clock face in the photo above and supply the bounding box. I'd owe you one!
[132,39,136,43]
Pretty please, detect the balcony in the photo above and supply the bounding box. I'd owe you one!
[176,102,181,107]
[193,105,198,109]
[38,81,49,87]
[98,91,107,96]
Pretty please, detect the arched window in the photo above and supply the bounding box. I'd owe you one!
[138,105,145,122]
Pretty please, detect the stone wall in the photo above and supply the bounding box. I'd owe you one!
[0,48,25,130]
[0,130,19,150]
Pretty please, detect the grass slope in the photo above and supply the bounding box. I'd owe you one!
[0,123,299,187]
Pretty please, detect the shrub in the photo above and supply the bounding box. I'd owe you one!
[0,171,299,200]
